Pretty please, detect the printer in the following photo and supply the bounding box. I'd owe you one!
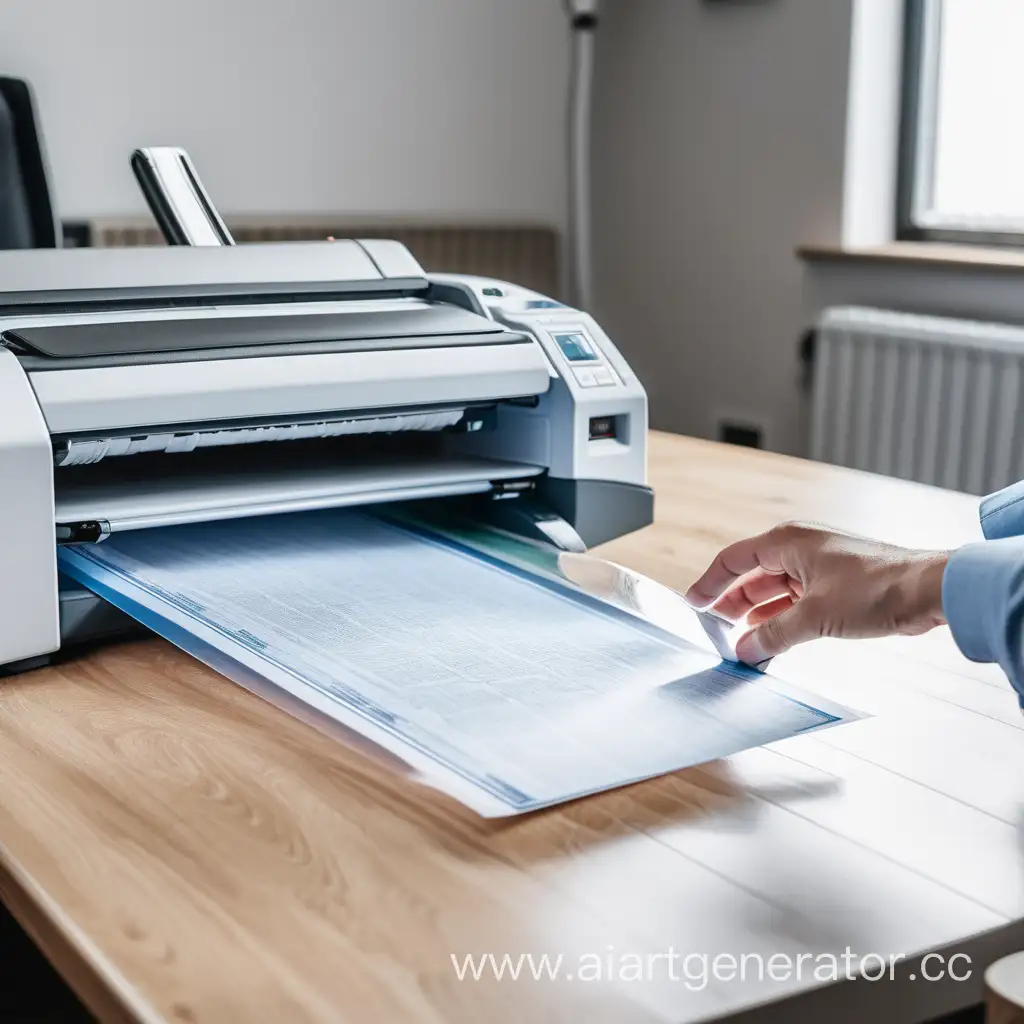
[0,149,652,675]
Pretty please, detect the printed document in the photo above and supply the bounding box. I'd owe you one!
[59,511,860,816]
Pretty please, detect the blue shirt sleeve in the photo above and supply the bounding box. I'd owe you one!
[944,483,1024,702]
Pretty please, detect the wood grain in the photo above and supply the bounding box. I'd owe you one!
[1,431,1022,1024]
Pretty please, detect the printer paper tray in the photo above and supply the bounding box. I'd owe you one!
[54,450,543,533]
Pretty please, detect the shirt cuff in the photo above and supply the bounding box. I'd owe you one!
[942,544,1007,663]
[943,538,1024,664]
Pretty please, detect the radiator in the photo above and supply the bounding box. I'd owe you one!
[811,306,1024,495]
[83,216,562,301]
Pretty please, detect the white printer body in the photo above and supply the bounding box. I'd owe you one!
[0,240,652,673]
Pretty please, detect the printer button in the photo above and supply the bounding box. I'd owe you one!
[574,368,598,387]
[593,366,617,386]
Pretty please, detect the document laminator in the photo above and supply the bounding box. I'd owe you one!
[0,148,652,674]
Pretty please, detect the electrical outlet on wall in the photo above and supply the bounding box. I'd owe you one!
[717,416,767,450]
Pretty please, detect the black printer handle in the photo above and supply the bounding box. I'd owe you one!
[130,147,235,247]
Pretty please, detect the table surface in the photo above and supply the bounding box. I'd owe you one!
[2,431,1022,1024]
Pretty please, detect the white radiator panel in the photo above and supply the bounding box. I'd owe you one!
[811,307,1024,495]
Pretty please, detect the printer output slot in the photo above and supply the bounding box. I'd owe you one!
[52,437,544,537]
[51,403,496,467]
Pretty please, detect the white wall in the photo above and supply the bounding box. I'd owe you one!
[591,0,855,455]
[0,0,568,222]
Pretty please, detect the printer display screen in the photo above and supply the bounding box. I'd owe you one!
[553,332,598,362]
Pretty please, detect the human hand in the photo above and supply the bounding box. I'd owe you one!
[684,523,949,665]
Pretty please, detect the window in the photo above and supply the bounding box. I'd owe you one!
[899,0,1024,244]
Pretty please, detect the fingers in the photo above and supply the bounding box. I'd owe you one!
[711,568,793,622]
[735,597,825,664]
[684,532,789,607]
[745,594,795,626]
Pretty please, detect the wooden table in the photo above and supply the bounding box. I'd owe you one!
[2,431,1022,1024]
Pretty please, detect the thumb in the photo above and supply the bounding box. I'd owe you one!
[734,598,824,665]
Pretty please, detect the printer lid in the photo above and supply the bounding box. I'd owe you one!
[0,238,426,311]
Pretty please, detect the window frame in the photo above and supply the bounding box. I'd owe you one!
[897,0,1024,246]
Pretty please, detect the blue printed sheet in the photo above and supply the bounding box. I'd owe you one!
[59,510,861,817]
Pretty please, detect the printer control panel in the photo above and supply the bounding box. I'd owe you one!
[428,275,628,390]
[549,328,620,389]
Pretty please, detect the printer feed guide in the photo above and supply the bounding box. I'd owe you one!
[57,511,858,817]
